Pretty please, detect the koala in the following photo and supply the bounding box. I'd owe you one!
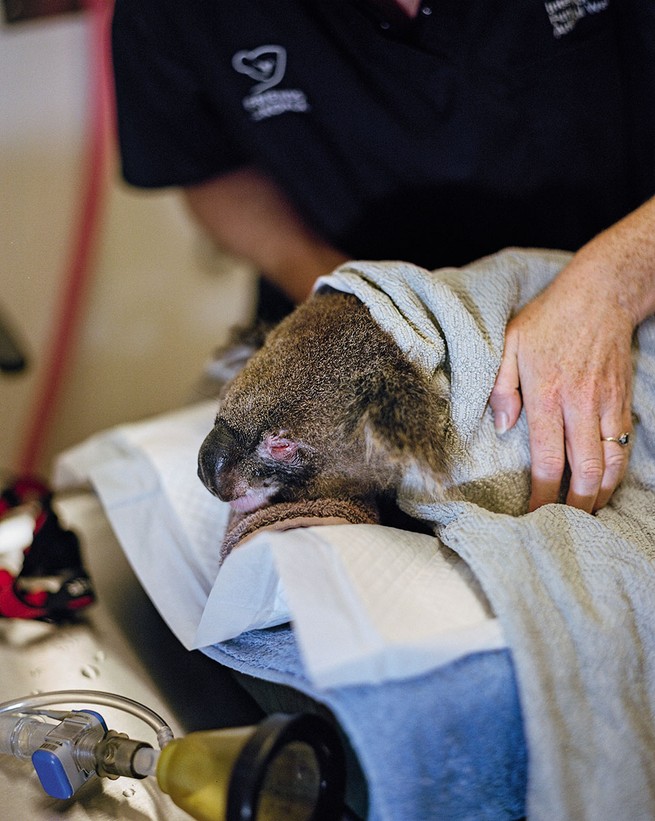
[198,289,454,517]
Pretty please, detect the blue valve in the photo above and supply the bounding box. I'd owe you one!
[31,710,107,799]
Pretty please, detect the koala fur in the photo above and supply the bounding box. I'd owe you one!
[197,290,454,515]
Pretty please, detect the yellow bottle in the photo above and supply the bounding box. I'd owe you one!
[156,713,345,821]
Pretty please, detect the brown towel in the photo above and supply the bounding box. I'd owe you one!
[221,497,379,563]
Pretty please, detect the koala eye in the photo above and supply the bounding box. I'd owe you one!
[262,433,299,463]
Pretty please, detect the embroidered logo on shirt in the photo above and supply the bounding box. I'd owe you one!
[543,0,609,38]
[232,45,310,121]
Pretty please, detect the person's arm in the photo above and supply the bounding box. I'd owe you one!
[490,195,655,513]
[183,166,348,303]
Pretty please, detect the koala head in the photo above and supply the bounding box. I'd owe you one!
[198,290,452,513]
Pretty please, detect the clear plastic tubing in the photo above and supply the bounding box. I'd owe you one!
[0,690,174,749]
[0,714,50,759]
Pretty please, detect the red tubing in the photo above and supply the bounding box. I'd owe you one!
[15,0,115,476]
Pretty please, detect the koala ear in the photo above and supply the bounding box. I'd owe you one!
[357,366,453,481]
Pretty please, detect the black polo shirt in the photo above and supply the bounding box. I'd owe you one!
[112,0,655,270]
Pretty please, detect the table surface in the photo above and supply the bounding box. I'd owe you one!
[0,491,262,820]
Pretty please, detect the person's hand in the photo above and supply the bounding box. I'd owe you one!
[490,197,655,512]
[489,260,635,513]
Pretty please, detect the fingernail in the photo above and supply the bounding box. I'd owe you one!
[494,411,509,435]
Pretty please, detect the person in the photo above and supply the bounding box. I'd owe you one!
[111,0,655,514]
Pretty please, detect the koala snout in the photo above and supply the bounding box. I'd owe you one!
[197,420,242,500]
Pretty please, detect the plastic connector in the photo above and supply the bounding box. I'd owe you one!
[94,730,153,780]
[0,714,50,760]
[31,710,107,799]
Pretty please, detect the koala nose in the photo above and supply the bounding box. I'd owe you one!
[197,419,241,499]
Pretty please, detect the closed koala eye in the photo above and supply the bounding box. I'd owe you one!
[261,433,300,463]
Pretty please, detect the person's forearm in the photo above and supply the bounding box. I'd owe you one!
[561,195,655,327]
[183,167,347,303]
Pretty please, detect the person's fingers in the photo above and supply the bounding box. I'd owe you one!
[562,411,604,513]
[594,412,633,511]
[526,400,633,514]
[524,386,567,511]
[489,329,523,434]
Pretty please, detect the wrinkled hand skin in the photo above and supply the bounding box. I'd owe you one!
[490,196,655,513]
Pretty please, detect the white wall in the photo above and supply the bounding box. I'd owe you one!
[1,12,255,478]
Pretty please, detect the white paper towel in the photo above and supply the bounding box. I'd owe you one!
[271,525,505,687]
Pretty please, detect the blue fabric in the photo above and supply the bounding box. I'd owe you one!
[203,627,526,821]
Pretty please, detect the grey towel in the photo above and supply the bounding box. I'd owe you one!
[317,248,655,821]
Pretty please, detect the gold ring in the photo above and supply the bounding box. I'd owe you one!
[600,432,631,447]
